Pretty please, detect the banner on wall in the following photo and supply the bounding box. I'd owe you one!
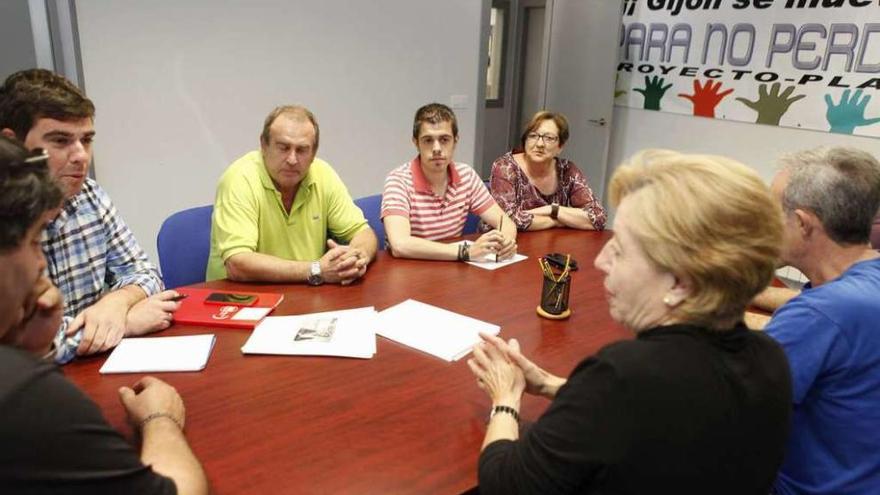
[615,0,880,138]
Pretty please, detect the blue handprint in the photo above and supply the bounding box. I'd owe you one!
[825,89,880,135]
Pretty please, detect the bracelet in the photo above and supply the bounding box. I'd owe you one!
[457,243,470,262]
[139,412,183,431]
[550,203,560,220]
[489,405,520,423]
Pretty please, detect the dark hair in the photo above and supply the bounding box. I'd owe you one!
[520,111,570,148]
[0,135,63,251]
[260,105,320,151]
[412,103,458,140]
[780,147,880,245]
[0,69,95,141]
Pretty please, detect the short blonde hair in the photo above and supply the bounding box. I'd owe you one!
[609,150,782,328]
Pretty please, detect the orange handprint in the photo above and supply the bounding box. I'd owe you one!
[678,79,733,118]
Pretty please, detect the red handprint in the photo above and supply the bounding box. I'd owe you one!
[678,79,734,118]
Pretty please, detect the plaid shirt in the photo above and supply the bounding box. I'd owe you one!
[44,178,162,363]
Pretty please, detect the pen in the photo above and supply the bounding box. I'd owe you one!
[169,293,189,302]
[496,214,503,263]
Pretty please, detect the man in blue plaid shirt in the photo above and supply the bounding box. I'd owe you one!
[0,69,181,363]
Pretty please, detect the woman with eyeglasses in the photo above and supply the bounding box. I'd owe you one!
[487,111,606,231]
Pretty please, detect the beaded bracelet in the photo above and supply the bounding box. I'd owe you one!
[457,243,471,262]
[489,405,520,423]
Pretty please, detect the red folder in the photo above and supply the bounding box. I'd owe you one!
[173,287,285,329]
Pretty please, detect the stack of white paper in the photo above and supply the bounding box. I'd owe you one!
[241,307,377,359]
[99,334,216,374]
[377,299,500,362]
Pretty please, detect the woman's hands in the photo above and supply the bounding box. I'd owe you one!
[469,333,567,402]
[468,333,525,407]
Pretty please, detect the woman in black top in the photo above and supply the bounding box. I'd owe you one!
[468,150,792,495]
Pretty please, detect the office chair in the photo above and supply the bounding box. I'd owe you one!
[354,194,385,249]
[156,205,214,288]
[462,212,481,235]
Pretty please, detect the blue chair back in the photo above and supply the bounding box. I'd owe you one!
[463,178,491,235]
[354,194,385,248]
[157,205,214,288]
[463,212,481,235]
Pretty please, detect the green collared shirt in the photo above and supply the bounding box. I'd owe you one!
[206,151,368,280]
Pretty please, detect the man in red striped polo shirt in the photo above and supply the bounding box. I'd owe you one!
[381,103,516,261]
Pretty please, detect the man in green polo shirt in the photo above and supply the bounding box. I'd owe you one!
[207,105,377,285]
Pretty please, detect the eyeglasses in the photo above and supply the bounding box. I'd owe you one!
[0,147,49,179]
[23,148,49,165]
[526,132,559,144]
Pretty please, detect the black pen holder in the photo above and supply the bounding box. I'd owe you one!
[536,272,572,320]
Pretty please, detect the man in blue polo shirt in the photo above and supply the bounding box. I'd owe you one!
[765,147,880,495]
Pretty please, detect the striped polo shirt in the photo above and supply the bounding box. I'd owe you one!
[381,157,495,240]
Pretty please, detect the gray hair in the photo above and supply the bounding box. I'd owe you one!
[779,146,880,245]
[260,105,319,151]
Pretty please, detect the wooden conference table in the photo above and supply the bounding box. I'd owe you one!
[64,229,629,495]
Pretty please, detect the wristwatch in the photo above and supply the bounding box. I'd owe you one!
[550,202,560,220]
[307,261,323,286]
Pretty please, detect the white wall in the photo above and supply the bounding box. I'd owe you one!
[75,0,488,262]
[0,0,37,80]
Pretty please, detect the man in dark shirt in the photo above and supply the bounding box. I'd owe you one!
[0,134,208,494]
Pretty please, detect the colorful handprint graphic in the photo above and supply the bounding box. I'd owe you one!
[736,83,805,126]
[825,89,880,135]
[678,79,734,118]
[634,76,672,111]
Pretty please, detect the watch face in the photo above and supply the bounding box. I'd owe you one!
[308,262,323,285]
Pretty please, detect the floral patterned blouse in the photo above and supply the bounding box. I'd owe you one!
[488,150,606,231]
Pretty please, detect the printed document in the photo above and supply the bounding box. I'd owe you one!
[241,307,377,359]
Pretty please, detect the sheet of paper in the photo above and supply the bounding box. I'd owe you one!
[99,334,216,374]
[377,299,500,362]
[232,307,273,320]
[241,307,377,359]
[459,240,527,269]
[467,252,528,270]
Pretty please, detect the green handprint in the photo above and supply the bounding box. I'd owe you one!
[614,74,627,99]
[634,76,672,111]
[735,83,805,126]
[824,89,880,135]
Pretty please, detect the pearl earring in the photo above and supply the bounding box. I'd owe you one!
[663,295,674,306]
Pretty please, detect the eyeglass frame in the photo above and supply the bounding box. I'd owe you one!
[525,132,560,145]
[0,147,50,179]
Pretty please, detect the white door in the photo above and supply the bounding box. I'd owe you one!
[542,0,623,200]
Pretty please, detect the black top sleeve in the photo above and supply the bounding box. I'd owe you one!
[479,356,631,494]
[0,346,176,495]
